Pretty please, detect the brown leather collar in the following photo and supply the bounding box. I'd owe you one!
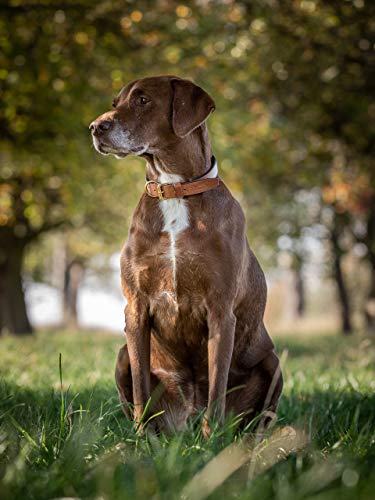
[145,157,220,200]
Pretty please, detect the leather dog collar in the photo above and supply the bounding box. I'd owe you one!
[145,156,220,200]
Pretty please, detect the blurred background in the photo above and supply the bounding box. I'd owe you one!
[1,0,374,337]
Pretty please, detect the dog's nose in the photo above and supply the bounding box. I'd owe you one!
[89,120,112,134]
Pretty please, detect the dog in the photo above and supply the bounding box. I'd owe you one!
[90,75,283,436]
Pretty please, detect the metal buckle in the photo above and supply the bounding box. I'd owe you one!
[144,181,165,201]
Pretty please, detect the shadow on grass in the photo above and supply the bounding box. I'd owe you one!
[1,375,375,500]
[0,379,120,426]
[279,387,375,435]
[2,375,374,444]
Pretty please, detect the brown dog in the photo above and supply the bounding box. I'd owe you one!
[90,75,282,436]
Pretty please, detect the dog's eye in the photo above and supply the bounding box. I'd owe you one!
[112,100,116,108]
[139,96,149,105]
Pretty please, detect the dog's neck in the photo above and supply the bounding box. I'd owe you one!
[144,124,213,182]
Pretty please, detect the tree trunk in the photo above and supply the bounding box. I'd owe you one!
[63,260,84,329]
[294,264,305,317]
[0,238,33,335]
[363,205,375,334]
[330,229,353,335]
[364,262,375,334]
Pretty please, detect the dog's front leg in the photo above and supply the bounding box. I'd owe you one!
[125,298,151,429]
[203,308,236,438]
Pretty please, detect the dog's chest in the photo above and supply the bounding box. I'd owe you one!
[159,197,189,237]
[159,197,188,285]
[156,172,190,291]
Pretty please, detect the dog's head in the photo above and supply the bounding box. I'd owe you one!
[89,75,215,159]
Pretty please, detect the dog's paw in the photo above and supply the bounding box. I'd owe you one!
[201,419,212,440]
[134,418,159,437]
[134,421,146,436]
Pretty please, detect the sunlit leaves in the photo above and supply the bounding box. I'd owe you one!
[0,0,373,273]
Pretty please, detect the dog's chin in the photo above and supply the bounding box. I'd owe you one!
[94,141,147,159]
[130,145,149,156]
[94,143,127,158]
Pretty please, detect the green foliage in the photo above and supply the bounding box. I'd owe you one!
[0,330,374,499]
[1,0,374,333]
[257,1,375,172]
[1,0,373,251]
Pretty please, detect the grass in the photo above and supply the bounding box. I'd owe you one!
[0,330,374,499]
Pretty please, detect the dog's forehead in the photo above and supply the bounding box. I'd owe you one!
[117,76,178,103]
[115,80,136,103]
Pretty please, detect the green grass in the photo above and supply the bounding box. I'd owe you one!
[0,330,374,499]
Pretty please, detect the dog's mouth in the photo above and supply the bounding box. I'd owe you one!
[93,140,127,158]
[94,141,147,158]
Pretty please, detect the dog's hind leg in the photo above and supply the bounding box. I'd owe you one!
[115,344,133,418]
[226,351,283,430]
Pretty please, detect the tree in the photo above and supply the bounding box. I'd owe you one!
[0,0,269,332]
[0,1,145,333]
[240,0,375,332]
[1,0,373,335]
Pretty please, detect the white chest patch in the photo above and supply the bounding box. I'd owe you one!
[155,166,190,290]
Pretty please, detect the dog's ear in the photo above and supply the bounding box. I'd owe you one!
[171,78,216,138]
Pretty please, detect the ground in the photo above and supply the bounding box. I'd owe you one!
[0,330,374,499]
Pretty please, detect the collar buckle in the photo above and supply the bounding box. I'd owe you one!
[145,181,165,201]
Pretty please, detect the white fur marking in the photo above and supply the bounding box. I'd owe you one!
[154,161,190,291]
